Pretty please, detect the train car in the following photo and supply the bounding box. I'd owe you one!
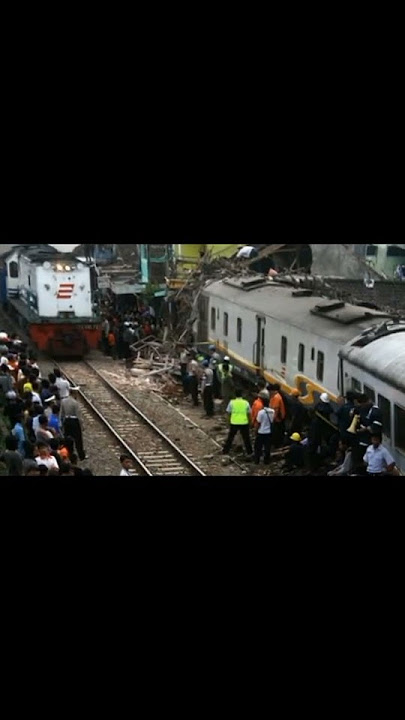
[0,244,101,357]
[339,321,405,471]
[198,274,397,407]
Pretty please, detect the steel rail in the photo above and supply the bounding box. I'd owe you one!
[55,360,206,477]
[55,368,153,476]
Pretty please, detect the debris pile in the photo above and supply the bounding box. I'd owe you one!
[166,245,316,343]
[120,335,184,398]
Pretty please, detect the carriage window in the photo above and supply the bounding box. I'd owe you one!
[281,336,287,364]
[224,312,229,337]
[378,394,391,439]
[211,307,216,331]
[394,405,405,452]
[298,343,305,372]
[237,318,242,343]
[9,261,19,278]
[317,351,324,382]
[311,347,315,361]
[352,377,362,393]
[364,385,376,403]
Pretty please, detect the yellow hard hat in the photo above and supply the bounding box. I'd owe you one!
[290,433,302,442]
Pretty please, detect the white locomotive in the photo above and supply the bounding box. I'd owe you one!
[198,275,405,470]
[0,244,101,357]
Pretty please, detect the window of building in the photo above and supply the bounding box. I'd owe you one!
[311,347,315,361]
[298,343,305,372]
[237,318,242,343]
[281,336,287,364]
[352,377,362,393]
[211,307,216,331]
[224,312,229,337]
[394,405,405,452]
[9,261,18,278]
[217,308,220,320]
[28,275,31,287]
[317,351,324,382]
[364,385,376,403]
[366,245,378,257]
[378,394,391,439]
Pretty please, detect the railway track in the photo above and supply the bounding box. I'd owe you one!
[55,360,207,478]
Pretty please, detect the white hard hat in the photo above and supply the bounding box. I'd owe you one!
[320,393,330,403]
[224,356,230,361]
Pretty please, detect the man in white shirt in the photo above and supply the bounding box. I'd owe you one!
[236,246,259,260]
[363,433,396,476]
[53,369,75,401]
[254,399,275,465]
[35,443,59,472]
[120,455,136,477]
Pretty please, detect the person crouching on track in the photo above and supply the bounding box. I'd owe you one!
[60,389,87,462]
[254,397,274,465]
[284,433,306,472]
[223,388,253,457]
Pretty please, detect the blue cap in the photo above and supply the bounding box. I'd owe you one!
[202,359,210,367]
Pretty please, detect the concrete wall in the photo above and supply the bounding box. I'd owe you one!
[324,277,405,314]
[311,244,376,279]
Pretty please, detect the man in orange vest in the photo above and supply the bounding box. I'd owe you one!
[269,383,286,448]
[252,389,270,429]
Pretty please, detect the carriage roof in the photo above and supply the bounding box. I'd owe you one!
[204,276,395,345]
[339,325,405,393]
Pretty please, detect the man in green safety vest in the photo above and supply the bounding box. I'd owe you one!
[217,356,235,412]
[222,388,253,457]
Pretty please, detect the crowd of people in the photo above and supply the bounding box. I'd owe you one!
[179,344,398,477]
[1,322,399,481]
[0,330,95,481]
[99,299,163,361]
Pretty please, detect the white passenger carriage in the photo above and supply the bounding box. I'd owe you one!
[339,322,405,471]
[198,275,395,405]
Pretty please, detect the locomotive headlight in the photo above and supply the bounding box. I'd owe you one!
[65,265,71,272]
[56,263,64,272]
